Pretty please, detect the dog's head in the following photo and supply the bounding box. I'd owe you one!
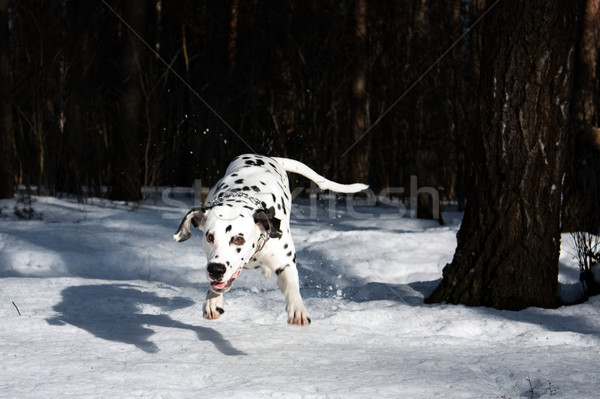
[174,204,282,294]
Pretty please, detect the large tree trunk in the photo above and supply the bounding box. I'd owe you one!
[0,0,14,198]
[426,0,583,310]
[110,1,146,201]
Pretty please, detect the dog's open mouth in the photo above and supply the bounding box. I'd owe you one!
[210,268,242,292]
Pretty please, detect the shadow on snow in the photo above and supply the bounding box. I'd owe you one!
[295,247,600,338]
[46,283,246,356]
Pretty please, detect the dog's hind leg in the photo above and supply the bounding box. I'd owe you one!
[276,264,311,326]
[203,290,225,320]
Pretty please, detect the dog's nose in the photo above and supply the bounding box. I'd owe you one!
[207,262,227,280]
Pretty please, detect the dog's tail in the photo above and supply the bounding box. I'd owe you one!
[272,157,368,193]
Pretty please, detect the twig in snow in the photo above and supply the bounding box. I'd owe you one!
[525,374,534,399]
[12,301,21,316]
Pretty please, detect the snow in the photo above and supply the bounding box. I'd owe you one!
[1,195,599,398]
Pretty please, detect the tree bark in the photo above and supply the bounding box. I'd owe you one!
[426,0,583,310]
[562,0,600,232]
[349,0,370,183]
[227,0,239,80]
[60,0,95,197]
[0,0,15,198]
[110,1,147,201]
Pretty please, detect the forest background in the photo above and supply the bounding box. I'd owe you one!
[1,0,599,232]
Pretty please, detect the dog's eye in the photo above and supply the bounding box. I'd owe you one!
[207,234,215,244]
[233,236,245,246]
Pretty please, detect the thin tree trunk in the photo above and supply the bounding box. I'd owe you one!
[228,0,239,80]
[0,0,14,198]
[349,0,370,183]
[110,1,146,201]
[426,0,583,310]
[563,0,600,232]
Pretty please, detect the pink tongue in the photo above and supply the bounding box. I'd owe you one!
[211,268,242,290]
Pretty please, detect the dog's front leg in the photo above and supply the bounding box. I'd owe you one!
[276,265,311,326]
[204,290,225,320]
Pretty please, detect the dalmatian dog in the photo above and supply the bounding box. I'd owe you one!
[174,154,368,325]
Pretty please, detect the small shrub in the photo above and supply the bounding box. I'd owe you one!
[571,231,600,297]
[14,191,42,220]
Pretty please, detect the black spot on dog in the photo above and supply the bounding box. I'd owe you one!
[269,162,277,169]
[236,248,242,253]
[251,185,260,192]
[235,179,244,184]
[293,254,296,263]
[276,265,290,275]
[284,243,289,249]
[282,201,287,215]
[226,261,230,266]
[243,205,253,210]
[286,251,292,257]
[260,181,266,185]
[252,243,255,248]
[277,204,282,210]
[225,225,232,233]
[231,173,238,177]
[256,159,265,166]
[271,194,276,202]
[242,186,250,191]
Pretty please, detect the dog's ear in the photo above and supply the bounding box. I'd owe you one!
[253,206,282,238]
[173,207,207,242]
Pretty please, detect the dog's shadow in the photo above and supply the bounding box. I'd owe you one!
[47,284,245,356]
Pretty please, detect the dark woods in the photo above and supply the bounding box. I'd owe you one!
[1,1,599,231]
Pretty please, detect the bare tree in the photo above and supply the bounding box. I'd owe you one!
[0,0,14,198]
[563,0,600,232]
[426,0,584,310]
[348,0,370,183]
[110,0,147,201]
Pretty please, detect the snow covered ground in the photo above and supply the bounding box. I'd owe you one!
[1,193,599,398]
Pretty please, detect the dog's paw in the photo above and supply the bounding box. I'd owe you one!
[203,295,225,320]
[286,303,311,326]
